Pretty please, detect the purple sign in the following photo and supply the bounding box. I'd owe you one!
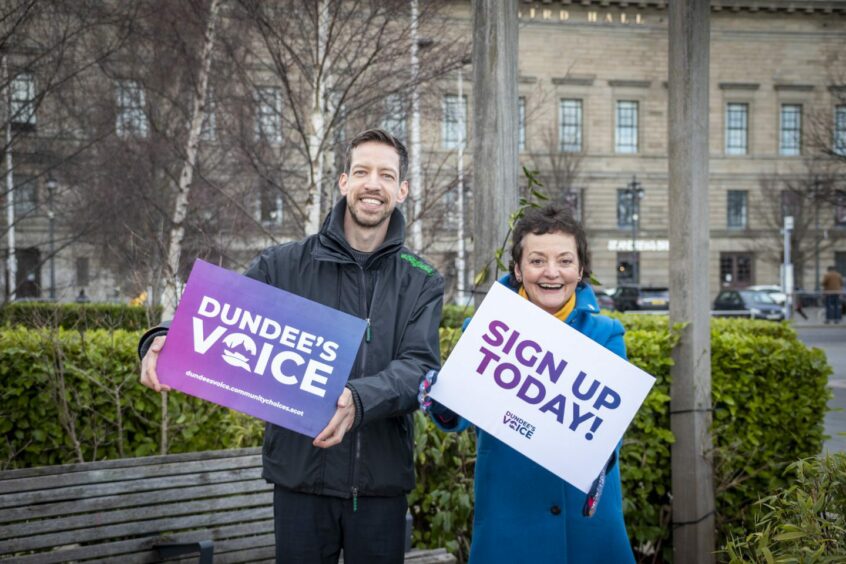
[157,259,367,437]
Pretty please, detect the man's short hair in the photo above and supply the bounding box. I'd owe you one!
[343,128,409,182]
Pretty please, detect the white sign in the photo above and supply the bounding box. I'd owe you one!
[607,239,670,252]
[430,283,656,493]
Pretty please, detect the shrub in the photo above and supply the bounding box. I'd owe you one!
[0,302,161,331]
[0,327,262,468]
[722,453,846,562]
[440,304,474,329]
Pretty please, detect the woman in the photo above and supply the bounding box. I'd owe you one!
[421,204,634,563]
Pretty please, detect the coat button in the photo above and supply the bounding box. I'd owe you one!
[550,505,561,516]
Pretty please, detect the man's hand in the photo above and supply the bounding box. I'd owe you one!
[140,335,171,392]
[313,388,356,448]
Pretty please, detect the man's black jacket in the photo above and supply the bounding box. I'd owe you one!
[139,198,443,498]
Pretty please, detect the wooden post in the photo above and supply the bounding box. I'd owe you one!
[668,1,715,562]
[471,0,519,307]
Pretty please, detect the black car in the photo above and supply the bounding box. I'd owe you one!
[712,289,785,321]
[595,289,616,312]
[611,286,669,312]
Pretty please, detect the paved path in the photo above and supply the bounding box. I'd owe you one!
[794,322,846,454]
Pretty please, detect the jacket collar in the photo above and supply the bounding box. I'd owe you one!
[497,273,600,318]
[315,197,406,266]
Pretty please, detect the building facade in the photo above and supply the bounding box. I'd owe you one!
[4,0,846,305]
[422,0,846,299]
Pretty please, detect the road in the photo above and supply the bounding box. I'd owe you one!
[795,325,846,454]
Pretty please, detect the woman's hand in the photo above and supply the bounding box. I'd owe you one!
[418,370,438,413]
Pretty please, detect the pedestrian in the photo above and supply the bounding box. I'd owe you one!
[822,265,844,324]
[139,128,444,563]
[419,204,634,563]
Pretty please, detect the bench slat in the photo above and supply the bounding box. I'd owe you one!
[0,454,262,496]
[0,448,261,481]
[11,519,275,564]
[2,485,272,540]
[0,466,264,512]
[1,504,272,555]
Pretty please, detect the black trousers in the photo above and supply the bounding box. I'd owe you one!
[273,486,407,564]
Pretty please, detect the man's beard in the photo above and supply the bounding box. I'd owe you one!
[348,200,391,228]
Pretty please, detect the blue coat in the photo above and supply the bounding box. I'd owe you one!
[435,276,635,564]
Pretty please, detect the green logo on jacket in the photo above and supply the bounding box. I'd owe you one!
[400,253,435,276]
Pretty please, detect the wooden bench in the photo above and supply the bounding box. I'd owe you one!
[0,447,455,563]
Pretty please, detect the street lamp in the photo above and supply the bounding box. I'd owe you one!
[622,175,644,283]
[812,178,821,293]
[46,175,57,301]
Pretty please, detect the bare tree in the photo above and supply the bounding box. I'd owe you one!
[161,0,223,319]
[752,160,845,290]
[231,0,468,236]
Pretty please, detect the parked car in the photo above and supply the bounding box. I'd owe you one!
[595,288,616,312]
[610,286,669,312]
[746,284,787,306]
[712,289,785,321]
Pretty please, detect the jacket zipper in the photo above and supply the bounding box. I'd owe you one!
[350,265,378,511]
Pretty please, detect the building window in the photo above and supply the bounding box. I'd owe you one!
[76,257,90,287]
[617,188,639,228]
[16,248,41,298]
[836,252,846,278]
[836,191,846,227]
[442,94,467,149]
[11,72,36,128]
[13,175,37,216]
[115,80,148,138]
[559,99,582,153]
[561,189,582,222]
[835,105,846,156]
[725,103,748,155]
[781,190,801,223]
[727,190,748,230]
[382,94,406,141]
[779,104,801,156]
[614,100,638,154]
[259,184,283,225]
[518,96,526,152]
[200,90,216,142]
[255,86,283,144]
[720,252,754,287]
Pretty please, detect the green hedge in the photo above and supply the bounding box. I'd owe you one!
[0,302,161,331]
[722,453,846,562]
[0,316,831,563]
[0,327,262,466]
[440,304,474,329]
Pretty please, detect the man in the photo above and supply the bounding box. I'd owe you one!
[139,129,444,563]
[822,265,844,324]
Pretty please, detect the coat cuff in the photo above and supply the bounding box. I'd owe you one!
[345,383,364,429]
[137,327,169,360]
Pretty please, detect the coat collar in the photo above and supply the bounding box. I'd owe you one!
[497,273,600,318]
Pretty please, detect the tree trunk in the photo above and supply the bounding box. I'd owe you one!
[160,0,222,320]
[304,0,330,235]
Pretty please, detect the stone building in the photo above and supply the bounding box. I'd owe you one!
[424,0,846,299]
[3,0,846,304]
